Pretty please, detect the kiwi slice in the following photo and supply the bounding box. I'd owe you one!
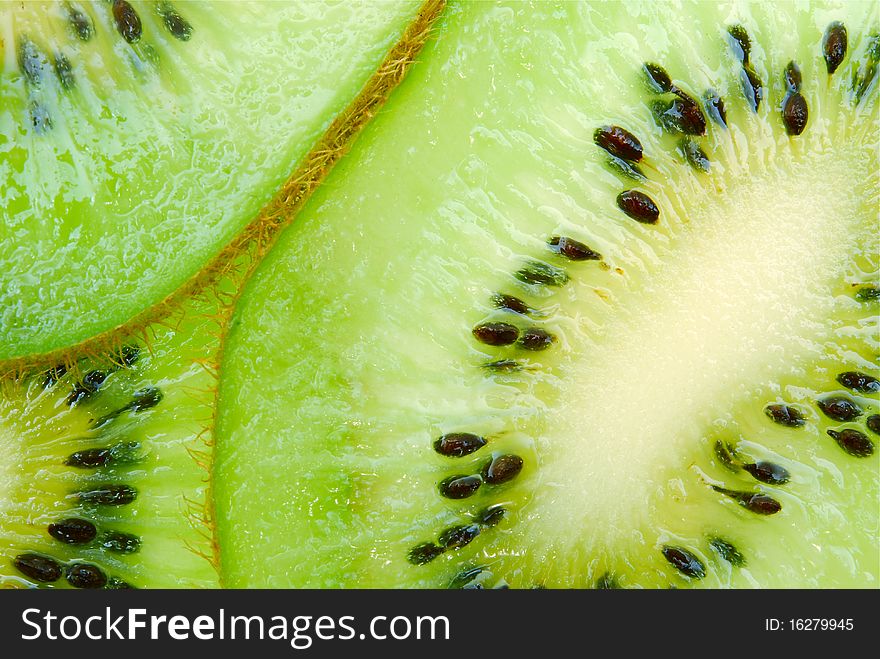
[0,288,224,588]
[215,1,879,588]
[0,0,422,362]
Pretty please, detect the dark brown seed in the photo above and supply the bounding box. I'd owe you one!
[42,364,68,389]
[643,62,674,93]
[18,38,44,87]
[704,90,727,127]
[823,22,847,75]
[782,93,808,136]
[764,404,806,428]
[66,4,94,41]
[727,24,751,64]
[661,546,706,578]
[408,542,443,565]
[48,518,97,545]
[131,386,163,411]
[817,396,862,422]
[66,563,107,589]
[709,538,746,567]
[836,371,880,394]
[77,484,138,506]
[483,454,524,485]
[482,359,523,373]
[112,0,142,43]
[101,531,141,554]
[653,94,707,136]
[827,429,874,457]
[434,432,487,458]
[680,138,710,173]
[67,369,107,406]
[607,155,647,182]
[784,61,802,92]
[711,486,782,515]
[867,415,880,436]
[439,475,482,499]
[518,327,555,351]
[741,65,764,112]
[473,322,519,346]
[742,461,790,485]
[593,125,643,162]
[120,345,140,367]
[515,261,569,287]
[66,447,112,468]
[475,505,506,527]
[492,293,533,316]
[617,190,660,224]
[54,52,75,90]
[161,7,193,41]
[594,572,621,589]
[439,524,481,550]
[14,554,62,583]
[855,285,880,302]
[548,236,601,261]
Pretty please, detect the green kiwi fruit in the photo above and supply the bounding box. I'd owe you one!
[214,1,879,588]
[0,0,422,362]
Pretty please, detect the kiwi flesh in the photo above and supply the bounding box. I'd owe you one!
[0,288,224,589]
[214,1,879,588]
[0,0,422,362]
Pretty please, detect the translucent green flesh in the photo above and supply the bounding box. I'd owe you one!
[216,0,880,587]
[0,0,419,361]
[0,292,223,589]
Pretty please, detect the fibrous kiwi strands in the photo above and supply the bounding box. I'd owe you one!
[215,1,879,588]
[0,0,425,363]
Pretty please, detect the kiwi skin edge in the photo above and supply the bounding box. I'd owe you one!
[0,0,448,382]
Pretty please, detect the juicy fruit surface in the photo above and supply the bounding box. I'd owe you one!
[0,0,419,361]
[0,293,222,589]
[216,1,879,588]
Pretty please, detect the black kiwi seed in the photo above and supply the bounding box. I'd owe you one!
[764,403,806,428]
[473,322,519,347]
[120,344,140,367]
[679,138,710,173]
[653,95,707,136]
[517,327,555,351]
[475,504,506,527]
[112,0,143,44]
[823,21,847,75]
[439,475,483,499]
[131,386,163,411]
[709,538,746,567]
[482,359,523,373]
[482,454,524,485]
[817,396,862,422]
[160,6,193,41]
[439,524,481,551]
[606,155,647,182]
[100,531,141,554]
[714,440,738,470]
[782,93,808,136]
[48,518,97,544]
[784,61,802,93]
[13,553,63,583]
[727,24,752,64]
[867,415,880,436]
[836,371,880,394]
[661,546,706,579]
[643,62,674,93]
[593,126,643,162]
[711,486,782,515]
[66,447,113,468]
[515,261,569,287]
[704,90,728,127]
[67,369,108,406]
[492,293,534,316]
[66,3,94,41]
[548,236,601,261]
[434,432,487,458]
[407,542,444,565]
[66,563,108,589]
[594,572,622,589]
[53,53,75,90]
[826,429,874,458]
[855,285,880,302]
[740,65,764,113]
[42,364,68,389]
[76,484,138,506]
[617,190,660,224]
[742,461,790,485]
